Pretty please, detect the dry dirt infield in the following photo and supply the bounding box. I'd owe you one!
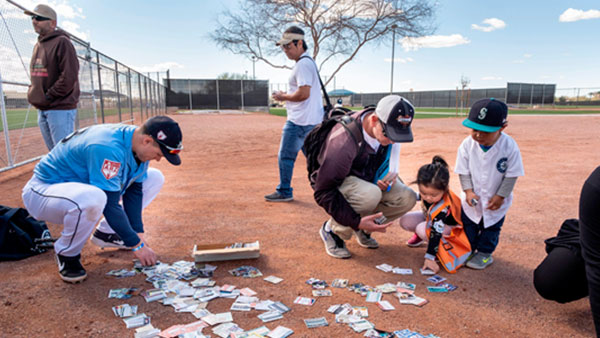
[0,112,599,337]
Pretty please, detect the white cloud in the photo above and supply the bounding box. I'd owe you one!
[523,53,532,58]
[384,57,414,63]
[60,21,87,40]
[401,34,470,51]
[559,8,600,22]
[471,18,506,32]
[53,2,85,20]
[132,62,185,73]
[481,76,503,81]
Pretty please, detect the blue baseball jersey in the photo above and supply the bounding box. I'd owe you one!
[34,124,148,193]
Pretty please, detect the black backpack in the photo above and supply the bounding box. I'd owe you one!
[303,106,374,185]
[0,205,53,261]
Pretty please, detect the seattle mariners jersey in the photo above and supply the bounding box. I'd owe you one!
[455,132,524,228]
[34,124,148,194]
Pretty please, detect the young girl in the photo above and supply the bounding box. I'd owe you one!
[398,156,471,273]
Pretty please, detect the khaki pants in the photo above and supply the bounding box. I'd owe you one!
[330,175,417,240]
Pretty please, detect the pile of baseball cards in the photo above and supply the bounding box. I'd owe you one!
[103,258,456,337]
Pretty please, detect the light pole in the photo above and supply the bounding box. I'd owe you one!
[390,24,398,94]
[251,56,257,80]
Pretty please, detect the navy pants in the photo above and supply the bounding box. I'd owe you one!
[461,211,505,254]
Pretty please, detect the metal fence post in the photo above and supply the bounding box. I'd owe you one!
[216,79,220,110]
[529,84,534,106]
[241,79,245,111]
[115,62,122,122]
[127,68,133,121]
[188,79,193,111]
[137,72,144,121]
[0,70,14,167]
[145,77,149,118]
[148,73,154,117]
[541,85,546,107]
[96,53,105,123]
[87,48,98,124]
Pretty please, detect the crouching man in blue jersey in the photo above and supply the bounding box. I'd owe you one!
[22,115,183,283]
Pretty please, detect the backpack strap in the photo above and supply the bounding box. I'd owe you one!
[298,55,332,111]
[336,109,373,160]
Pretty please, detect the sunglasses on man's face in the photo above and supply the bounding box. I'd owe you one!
[31,15,51,21]
[379,119,389,138]
[281,41,298,50]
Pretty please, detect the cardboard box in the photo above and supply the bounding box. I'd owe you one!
[192,241,260,262]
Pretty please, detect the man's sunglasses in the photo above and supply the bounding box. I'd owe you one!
[281,41,298,50]
[379,119,389,138]
[154,138,183,154]
[31,15,51,21]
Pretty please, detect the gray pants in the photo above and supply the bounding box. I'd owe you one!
[330,175,417,240]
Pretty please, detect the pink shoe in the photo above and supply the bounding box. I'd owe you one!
[406,233,424,247]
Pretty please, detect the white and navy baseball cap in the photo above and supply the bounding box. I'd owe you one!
[144,116,183,166]
[375,95,415,143]
[463,98,508,132]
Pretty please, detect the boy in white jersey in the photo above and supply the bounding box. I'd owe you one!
[455,98,524,269]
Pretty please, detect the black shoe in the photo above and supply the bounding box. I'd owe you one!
[264,191,293,202]
[91,230,129,249]
[56,254,87,283]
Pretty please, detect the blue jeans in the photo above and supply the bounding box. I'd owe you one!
[38,109,77,150]
[276,120,317,197]
[461,211,505,254]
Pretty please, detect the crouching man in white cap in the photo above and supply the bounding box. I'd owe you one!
[311,95,418,259]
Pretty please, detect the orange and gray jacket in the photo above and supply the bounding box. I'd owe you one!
[28,29,80,110]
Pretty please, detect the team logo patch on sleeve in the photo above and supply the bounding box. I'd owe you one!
[101,159,121,180]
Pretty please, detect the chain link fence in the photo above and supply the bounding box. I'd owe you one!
[0,0,166,172]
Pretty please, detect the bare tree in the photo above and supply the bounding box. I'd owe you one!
[211,0,436,85]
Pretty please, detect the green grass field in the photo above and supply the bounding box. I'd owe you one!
[0,107,127,132]
[2,105,598,132]
[269,106,600,118]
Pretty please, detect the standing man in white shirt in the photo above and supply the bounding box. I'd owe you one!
[265,26,324,202]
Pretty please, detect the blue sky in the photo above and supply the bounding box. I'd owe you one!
[16,0,600,93]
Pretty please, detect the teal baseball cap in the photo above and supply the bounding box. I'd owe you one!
[462,98,508,132]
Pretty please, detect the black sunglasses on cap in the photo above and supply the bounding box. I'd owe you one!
[31,15,51,21]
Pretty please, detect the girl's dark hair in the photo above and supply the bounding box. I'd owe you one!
[416,155,450,191]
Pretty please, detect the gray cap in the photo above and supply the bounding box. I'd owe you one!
[24,4,57,21]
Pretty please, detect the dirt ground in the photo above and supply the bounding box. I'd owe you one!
[0,112,598,337]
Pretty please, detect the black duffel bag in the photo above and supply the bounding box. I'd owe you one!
[0,205,53,261]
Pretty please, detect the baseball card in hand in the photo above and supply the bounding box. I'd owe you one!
[374,215,387,225]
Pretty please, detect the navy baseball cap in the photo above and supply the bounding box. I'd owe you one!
[144,116,183,165]
[463,98,508,132]
[375,95,415,143]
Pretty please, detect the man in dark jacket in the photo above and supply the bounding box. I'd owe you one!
[314,95,417,259]
[25,4,80,150]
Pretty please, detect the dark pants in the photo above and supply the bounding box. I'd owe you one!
[461,211,505,254]
[532,166,600,337]
[580,167,600,335]
[534,246,588,303]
